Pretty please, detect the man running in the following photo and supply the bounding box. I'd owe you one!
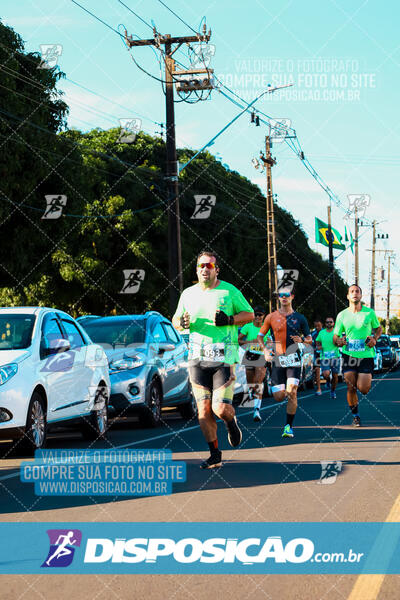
[173,250,254,469]
[257,290,312,438]
[311,319,323,396]
[333,284,382,426]
[238,306,267,422]
[316,316,341,399]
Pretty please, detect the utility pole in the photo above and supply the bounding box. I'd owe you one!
[125,27,211,313]
[261,136,277,312]
[371,249,394,333]
[327,203,337,315]
[354,205,359,285]
[370,220,376,309]
[386,252,392,334]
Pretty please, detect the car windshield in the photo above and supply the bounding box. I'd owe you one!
[0,314,36,350]
[376,336,390,348]
[83,318,146,348]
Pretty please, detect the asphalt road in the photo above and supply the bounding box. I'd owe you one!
[0,369,399,600]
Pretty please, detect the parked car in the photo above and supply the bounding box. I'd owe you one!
[0,307,110,452]
[374,349,383,372]
[79,312,196,427]
[376,334,396,369]
[389,337,400,367]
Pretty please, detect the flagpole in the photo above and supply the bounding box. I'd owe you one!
[327,203,337,315]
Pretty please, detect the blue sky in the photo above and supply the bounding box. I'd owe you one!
[2,0,399,316]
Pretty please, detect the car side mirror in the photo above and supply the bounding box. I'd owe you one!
[158,342,175,354]
[43,338,71,357]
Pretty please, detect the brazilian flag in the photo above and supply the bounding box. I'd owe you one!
[315,217,346,250]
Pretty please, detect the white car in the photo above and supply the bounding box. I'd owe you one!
[0,307,110,452]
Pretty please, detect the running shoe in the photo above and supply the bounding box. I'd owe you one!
[282,424,294,438]
[253,408,262,422]
[226,416,242,447]
[330,391,336,399]
[315,390,322,396]
[352,415,361,427]
[200,451,222,469]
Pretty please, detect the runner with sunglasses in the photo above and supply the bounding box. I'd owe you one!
[316,317,341,399]
[257,289,312,438]
[173,250,254,469]
[333,284,382,427]
[238,306,268,422]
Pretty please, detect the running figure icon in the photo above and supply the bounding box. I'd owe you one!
[45,531,77,566]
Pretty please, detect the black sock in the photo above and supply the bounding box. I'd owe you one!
[286,413,295,427]
[351,405,359,416]
[208,440,219,455]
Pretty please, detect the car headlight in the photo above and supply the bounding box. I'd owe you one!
[109,356,144,372]
[0,363,18,385]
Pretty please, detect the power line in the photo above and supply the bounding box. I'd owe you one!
[154,0,198,35]
[70,0,125,38]
[0,49,162,129]
[117,0,153,31]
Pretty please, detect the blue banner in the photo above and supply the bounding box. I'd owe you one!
[0,522,399,574]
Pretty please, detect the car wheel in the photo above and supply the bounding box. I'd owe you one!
[81,384,109,441]
[22,391,47,452]
[178,389,198,420]
[140,379,162,428]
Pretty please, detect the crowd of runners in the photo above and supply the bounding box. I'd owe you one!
[172,249,382,469]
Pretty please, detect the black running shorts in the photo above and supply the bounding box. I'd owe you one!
[270,364,301,393]
[342,353,374,374]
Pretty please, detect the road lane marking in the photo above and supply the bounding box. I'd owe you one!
[0,385,342,483]
[347,491,400,600]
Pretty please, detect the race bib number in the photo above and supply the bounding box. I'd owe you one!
[202,343,225,361]
[248,344,262,354]
[347,339,365,352]
[278,353,301,368]
[324,350,337,359]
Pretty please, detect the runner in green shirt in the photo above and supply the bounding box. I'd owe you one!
[333,284,382,427]
[316,316,341,399]
[172,249,254,469]
[238,306,268,422]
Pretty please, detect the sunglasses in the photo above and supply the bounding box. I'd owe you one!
[254,312,264,317]
[197,262,216,269]
[278,292,291,298]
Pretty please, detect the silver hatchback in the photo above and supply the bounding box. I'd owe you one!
[79,312,196,427]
